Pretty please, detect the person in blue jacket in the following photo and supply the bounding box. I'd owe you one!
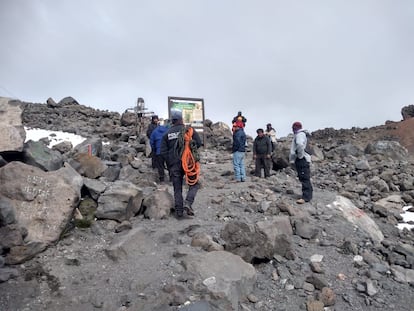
[232,120,247,182]
[150,120,169,182]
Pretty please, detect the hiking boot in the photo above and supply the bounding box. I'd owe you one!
[175,210,188,220]
[184,202,195,216]
[296,198,305,204]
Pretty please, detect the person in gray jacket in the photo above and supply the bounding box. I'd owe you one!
[289,121,313,204]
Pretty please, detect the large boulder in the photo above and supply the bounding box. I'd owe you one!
[182,250,256,310]
[23,140,64,171]
[220,217,294,262]
[365,140,408,162]
[96,180,143,222]
[0,162,83,263]
[139,187,173,219]
[328,196,384,243]
[0,97,25,152]
[69,153,108,179]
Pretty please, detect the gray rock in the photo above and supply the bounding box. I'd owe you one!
[305,274,329,290]
[327,196,384,243]
[23,140,64,171]
[0,162,82,246]
[0,267,19,282]
[96,180,142,222]
[365,140,409,162]
[183,250,256,310]
[140,188,172,219]
[0,196,16,225]
[390,265,414,283]
[0,97,25,152]
[83,177,107,200]
[69,153,108,179]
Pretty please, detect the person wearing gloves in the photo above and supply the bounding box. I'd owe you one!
[289,121,313,204]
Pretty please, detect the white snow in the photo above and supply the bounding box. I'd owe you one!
[24,127,86,148]
[397,206,414,230]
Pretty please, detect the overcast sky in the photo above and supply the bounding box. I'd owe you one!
[1,1,413,137]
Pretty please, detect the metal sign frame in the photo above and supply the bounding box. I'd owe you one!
[168,96,205,146]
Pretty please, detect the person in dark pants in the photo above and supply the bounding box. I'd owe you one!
[147,115,159,168]
[289,121,313,204]
[253,128,272,178]
[160,110,202,219]
[150,120,169,182]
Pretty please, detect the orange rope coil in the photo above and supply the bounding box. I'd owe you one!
[181,127,200,186]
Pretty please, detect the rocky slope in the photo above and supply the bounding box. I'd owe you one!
[0,97,414,311]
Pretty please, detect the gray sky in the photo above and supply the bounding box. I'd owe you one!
[1,0,413,137]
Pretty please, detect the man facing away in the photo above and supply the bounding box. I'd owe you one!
[253,128,272,178]
[147,115,159,168]
[232,120,246,182]
[289,121,313,204]
[160,110,202,219]
[150,120,169,183]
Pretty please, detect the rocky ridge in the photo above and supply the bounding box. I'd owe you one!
[0,97,414,311]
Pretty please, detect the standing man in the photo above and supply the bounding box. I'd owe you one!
[231,111,247,127]
[265,123,277,152]
[150,120,169,183]
[160,110,202,219]
[289,121,313,204]
[253,128,272,178]
[232,120,246,182]
[147,115,159,168]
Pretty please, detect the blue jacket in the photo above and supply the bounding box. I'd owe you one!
[150,125,168,155]
[232,128,246,153]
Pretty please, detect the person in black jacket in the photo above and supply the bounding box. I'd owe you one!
[160,110,202,219]
[253,128,272,178]
[232,120,246,182]
[231,111,247,127]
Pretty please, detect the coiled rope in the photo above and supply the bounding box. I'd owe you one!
[181,127,200,186]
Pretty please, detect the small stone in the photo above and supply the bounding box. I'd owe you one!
[306,300,324,311]
[310,262,323,273]
[319,287,336,306]
[303,282,315,292]
[247,293,258,303]
[202,276,216,287]
[337,273,346,280]
[310,254,324,262]
[272,270,279,281]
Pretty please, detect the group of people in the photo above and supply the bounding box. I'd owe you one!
[146,109,313,222]
[231,112,313,204]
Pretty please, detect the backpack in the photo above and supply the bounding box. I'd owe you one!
[304,131,314,155]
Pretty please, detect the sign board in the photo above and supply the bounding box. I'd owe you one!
[168,96,205,144]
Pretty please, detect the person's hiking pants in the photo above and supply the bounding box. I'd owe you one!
[295,157,313,201]
[232,151,246,181]
[255,154,271,178]
[154,154,166,182]
[170,163,199,212]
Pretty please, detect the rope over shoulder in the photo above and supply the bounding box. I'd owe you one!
[181,127,200,186]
